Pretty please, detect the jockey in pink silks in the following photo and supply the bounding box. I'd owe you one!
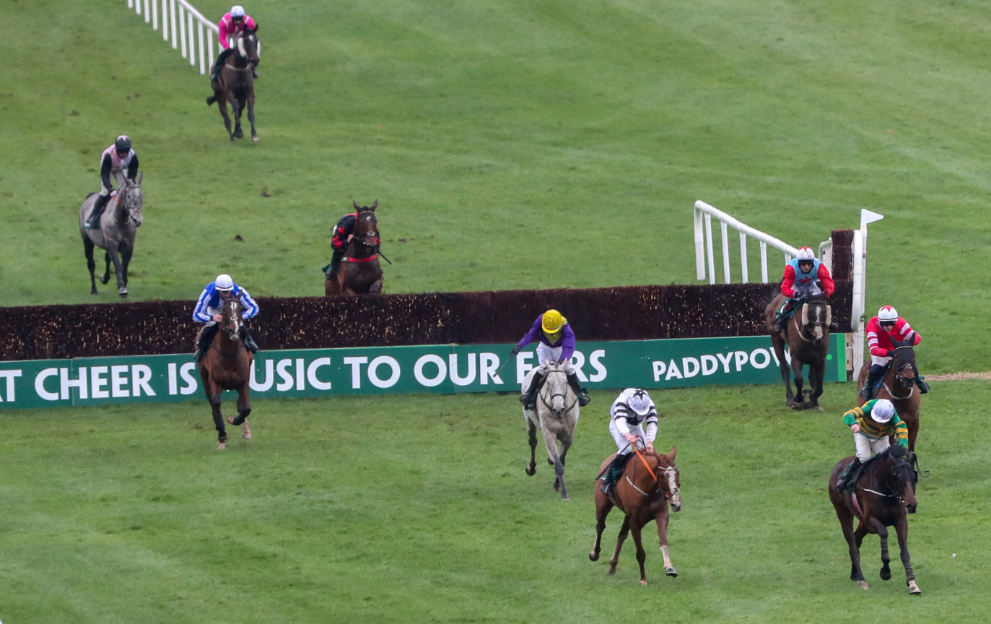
[210,5,258,81]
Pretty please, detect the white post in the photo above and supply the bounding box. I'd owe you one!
[144,0,151,23]
[851,231,865,375]
[694,206,706,281]
[207,35,214,73]
[128,0,134,8]
[178,5,187,57]
[170,0,178,50]
[152,0,158,29]
[760,242,768,283]
[188,13,196,67]
[135,0,141,15]
[739,231,748,284]
[704,214,715,285]
[161,0,168,40]
[720,221,730,284]
[198,22,206,74]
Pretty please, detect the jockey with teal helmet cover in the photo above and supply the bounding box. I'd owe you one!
[772,246,836,333]
[834,398,908,492]
[860,305,929,400]
[85,136,139,230]
[210,5,258,81]
[193,274,260,361]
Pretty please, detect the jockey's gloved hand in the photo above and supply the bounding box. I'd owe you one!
[885,350,894,357]
[510,345,520,357]
[557,358,566,365]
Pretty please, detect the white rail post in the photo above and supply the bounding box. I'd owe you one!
[760,242,768,283]
[739,231,748,284]
[178,5,187,57]
[128,0,134,8]
[198,22,206,74]
[694,206,706,281]
[852,209,885,377]
[704,213,716,285]
[170,0,178,49]
[207,35,214,72]
[160,0,167,38]
[720,221,730,284]
[152,0,158,29]
[188,12,196,67]
[144,0,151,23]
[135,0,141,15]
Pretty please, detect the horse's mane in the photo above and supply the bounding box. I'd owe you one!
[875,444,907,461]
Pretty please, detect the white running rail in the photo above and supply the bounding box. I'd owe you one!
[122,0,219,75]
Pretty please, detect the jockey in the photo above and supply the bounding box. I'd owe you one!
[324,210,380,280]
[600,389,660,495]
[192,274,260,361]
[210,5,258,81]
[860,305,929,400]
[512,310,591,410]
[772,246,836,333]
[85,136,139,230]
[835,398,908,491]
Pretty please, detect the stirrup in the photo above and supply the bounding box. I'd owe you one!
[577,391,591,407]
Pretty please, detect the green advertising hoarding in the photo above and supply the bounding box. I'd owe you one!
[0,334,845,409]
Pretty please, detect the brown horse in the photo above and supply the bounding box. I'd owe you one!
[828,445,921,594]
[590,446,682,586]
[206,26,259,142]
[325,201,384,296]
[856,336,922,452]
[197,298,253,449]
[764,294,831,409]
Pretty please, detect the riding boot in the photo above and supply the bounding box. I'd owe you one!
[912,364,930,394]
[211,49,232,82]
[566,373,591,406]
[86,194,111,230]
[861,365,884,402]
[519,371,544,410]
[194,323,221,362]
[772,300,793,334]
[252,68,259,79]
[325,250,345,280]
[239,326,259,353]
[836,458,862,492]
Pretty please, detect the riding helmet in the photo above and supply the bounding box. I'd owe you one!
[627,389,653,416]
[878,306,898,322]
[230,5,245,18]
[115,135,132,153]
[796,247,815,261]
[870,399,895,423]
[541,310,565,334]
[215,274,235,291]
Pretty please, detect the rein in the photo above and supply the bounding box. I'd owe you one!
[537,372,578,416]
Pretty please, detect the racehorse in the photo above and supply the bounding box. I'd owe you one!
[78,173,144,297]
[197,298,253,449]
[764,293,831,409]
[521,362,579,501]
[325,201,384,296]
[856,335,922,452]
[828,445,921,594]
[206,26,259,142]
[590,445,682,585]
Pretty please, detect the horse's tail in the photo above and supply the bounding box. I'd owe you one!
[206,95,216,106]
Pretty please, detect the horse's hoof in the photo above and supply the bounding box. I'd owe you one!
[100,275,110,284]
[589,551,599,562]
[640,579,648,586]
[880,566,892,581]
[218,442,226,450]
[608,567,617,576]
[226,416,236,424]
[242,421,252,439]
[553,479,560,491]
[91,290,98,295]
[665,567,678,577]
[252,135,259,142]
[859,580,870,591]
[561,496,570,501]
[547,457,554,465]
[812,405,823,411]
[525,464,536,476]
[908,581,921,595]
[118,288,128,297]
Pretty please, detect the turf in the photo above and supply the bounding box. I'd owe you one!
[1,0,989,372]
[0,382,988,623]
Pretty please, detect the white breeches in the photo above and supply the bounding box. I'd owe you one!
[100,170,125,195]
[854,432,890,462]
[871,354,893,367]
[609,420,649,455]
[536,343,575,375]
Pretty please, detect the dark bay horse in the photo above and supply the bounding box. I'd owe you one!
[197,299,253,449]
[78,174,144,297]
[764,294,831,409]
[522,362,579,501]
[857,336,922,452]
[206,26,259,142]
[828,445,921,594]
[325,201,384,296]
[590,446,682,585]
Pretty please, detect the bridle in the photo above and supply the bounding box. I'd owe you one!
[621,440,680,502]
[792,299,829,344]
[115,184,142,224]
[860,456,915,504]
[350,212,380,254]
[222,299,243,342]
[537,368,578,417]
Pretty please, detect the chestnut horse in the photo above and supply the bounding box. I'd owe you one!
[764,294,831,409]
[590,446,682,586]
[206,26,260,142]
[828,445,921,594]
[197,298,253,448]
[856,335,922,452]
[325,201,384,296]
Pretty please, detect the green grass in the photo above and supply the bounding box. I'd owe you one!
[0,382,988,623]
[1,0,990,372]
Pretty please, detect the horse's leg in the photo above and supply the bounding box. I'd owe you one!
[907,410,920,452]
[608,516,630,575]
[773,339,795,407]
[791,356,806,408]
[101,250,112,284]
[247,90,257,141]
[83,235,98,295]
[655,507,677,577]
[629,520,649,586]
[231,381,252,439]
[106,241,128,297]
[895,516,920,594]
[875,520,892,581]
[808,360,823,410]
[232,96,244,139]
[590,498,614,562]
[851,522,869,589]
[121,243,133,288]
[200,367,227,448]
[218,94,235,141]
[524,414,537,476]
[541,424,568,501]
[368,279,383,294]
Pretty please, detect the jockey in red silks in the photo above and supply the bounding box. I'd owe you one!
[860,305,929,400]
[324,210,381,281]
[772,246,836,333]
[210,5,258,81]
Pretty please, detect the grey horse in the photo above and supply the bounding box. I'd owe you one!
[522,361,581,501]
[78,173,144,297]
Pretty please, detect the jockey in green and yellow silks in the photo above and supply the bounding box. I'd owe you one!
[835,399,908,491]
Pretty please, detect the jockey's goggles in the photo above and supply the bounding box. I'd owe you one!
[880,321,895,328]
[116,151,129,158]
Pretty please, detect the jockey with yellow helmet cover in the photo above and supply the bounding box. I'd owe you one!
[860,305,928,401]
[512,310,591,409]
[772,246,835,333]
[834,398,908,492]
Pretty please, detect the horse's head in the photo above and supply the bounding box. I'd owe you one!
[221,298,243,341]
[799,296,831,346]
[891,335,917,390]
[875,445,917,513]
[237,27,260,68]
[352,200,380,251]
[655,446,682,512]
[117,173,144,227]
[540,362,572,417]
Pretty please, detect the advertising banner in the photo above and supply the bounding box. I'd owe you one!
[0,334,844,409]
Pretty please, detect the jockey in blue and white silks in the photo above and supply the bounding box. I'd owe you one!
[193,274,260,361]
